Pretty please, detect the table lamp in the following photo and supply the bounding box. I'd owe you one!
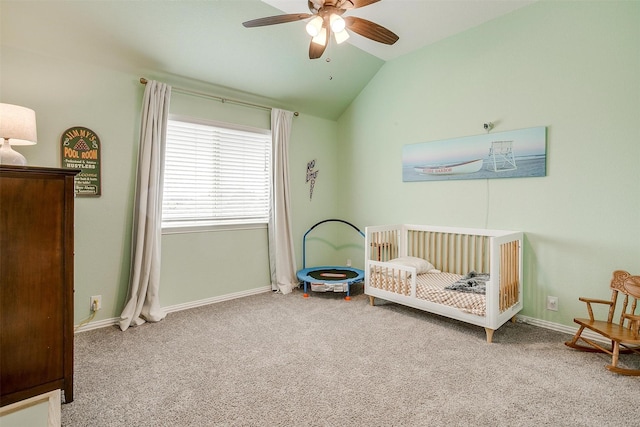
[0,103,38,165]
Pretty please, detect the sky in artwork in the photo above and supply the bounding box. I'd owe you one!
[402,127,546,166]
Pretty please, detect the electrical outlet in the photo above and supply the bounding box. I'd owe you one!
[90,295,102,312]
[546,296,558,311]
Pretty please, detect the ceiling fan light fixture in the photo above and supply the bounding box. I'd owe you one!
[305,15,323,37]
[334,28,350,44]
[242,0,399,60]
[329,14,346,33]
[311,29,327,46]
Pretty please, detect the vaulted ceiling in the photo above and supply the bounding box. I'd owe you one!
[1,0,533,120]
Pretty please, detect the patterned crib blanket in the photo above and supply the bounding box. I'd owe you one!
[444,271,490,294]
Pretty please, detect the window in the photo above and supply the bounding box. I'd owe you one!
[162,117,271,230]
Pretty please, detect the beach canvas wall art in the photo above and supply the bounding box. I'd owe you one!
[402,127,547,182]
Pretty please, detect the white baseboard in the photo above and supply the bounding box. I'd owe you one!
[75,317,118,332]
[163,285,272,314]
[517,314,609,344]
[74,286,272,333]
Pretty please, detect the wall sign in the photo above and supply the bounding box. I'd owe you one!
[61,126,102,196]
[306,159,318,201]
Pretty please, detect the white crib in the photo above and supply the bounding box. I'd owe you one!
[365,224,523,343]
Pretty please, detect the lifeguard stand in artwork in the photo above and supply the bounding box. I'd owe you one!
[488,140,517,172]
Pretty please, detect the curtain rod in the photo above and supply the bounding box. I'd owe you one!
[139,78,298,116]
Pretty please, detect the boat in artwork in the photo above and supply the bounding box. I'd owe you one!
[414,159,484,175]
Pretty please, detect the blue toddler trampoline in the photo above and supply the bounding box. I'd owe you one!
[296,219,365,301]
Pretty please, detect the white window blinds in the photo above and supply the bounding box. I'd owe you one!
[162,118,271,228]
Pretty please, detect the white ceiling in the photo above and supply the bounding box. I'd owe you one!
[2,0,534,120]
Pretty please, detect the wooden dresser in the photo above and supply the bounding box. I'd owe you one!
[0,165,79,406]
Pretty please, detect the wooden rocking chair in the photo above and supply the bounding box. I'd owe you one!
[565,270,640,376]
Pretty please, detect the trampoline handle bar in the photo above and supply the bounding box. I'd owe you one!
[302,219,365,269]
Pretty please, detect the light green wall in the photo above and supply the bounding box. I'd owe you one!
[1,50,339,323]
[288,115,345,268]
[337,1,640,326]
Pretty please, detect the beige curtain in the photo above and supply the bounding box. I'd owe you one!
[119,80,171,331]
[268,109,298,294]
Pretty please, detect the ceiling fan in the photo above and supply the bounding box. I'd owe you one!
[242,0,399,59]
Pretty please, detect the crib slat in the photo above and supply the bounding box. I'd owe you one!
[512,241,517,307]
[437,232,443,270]
[456,234,462,274]
[497,240,520,311]
[501,243,506,311]
[501,243,505,311]
[391,230,395,259]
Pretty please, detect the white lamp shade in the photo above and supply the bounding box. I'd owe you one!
[329,14,346,33]
[0,103,38,146]
[305,16,323,37]
[311,28,327,46]
[334,28,350,44]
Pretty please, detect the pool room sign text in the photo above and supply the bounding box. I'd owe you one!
[61,126,102,197]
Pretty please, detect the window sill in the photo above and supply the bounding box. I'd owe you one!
[162,222,268,235]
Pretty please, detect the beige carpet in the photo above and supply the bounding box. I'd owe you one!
[62,285,639,426]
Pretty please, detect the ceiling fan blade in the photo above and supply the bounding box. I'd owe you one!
[337,0,380,10]
[243,13,312,28]
[309,27,329,59]
[344,16,399,45]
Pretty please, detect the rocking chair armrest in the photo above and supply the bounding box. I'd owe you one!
[578,297,613,306]
[578,297,613,321]
[622,313,640,337]
[622,313,640,322]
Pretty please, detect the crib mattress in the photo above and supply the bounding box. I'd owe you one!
[370,271,486,316]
